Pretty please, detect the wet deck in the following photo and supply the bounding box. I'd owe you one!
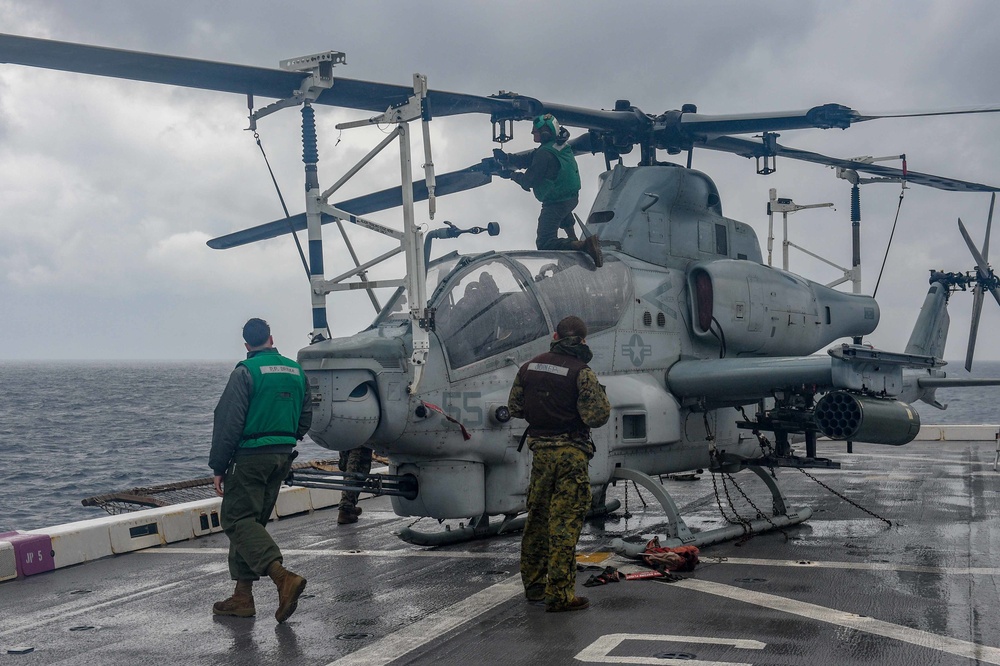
[3,437,1000,665]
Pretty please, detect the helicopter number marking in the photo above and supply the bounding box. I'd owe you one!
[621,334,652,367]
[442,391,484,427]
[575,633,764,665]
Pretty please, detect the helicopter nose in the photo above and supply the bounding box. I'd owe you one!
[308,370,380,450]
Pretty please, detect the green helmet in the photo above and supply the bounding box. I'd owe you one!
[532,113,560,139]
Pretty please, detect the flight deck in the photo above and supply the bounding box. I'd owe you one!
[2,433,1000,666]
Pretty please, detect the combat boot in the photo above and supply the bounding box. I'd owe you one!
[337,507,359,524]
[212,579,255,617]
[267,560,307,623]
[545,595,590,613]
[524,583,546,603]
[571,235,603,267]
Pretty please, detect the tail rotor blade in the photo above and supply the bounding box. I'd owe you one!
[984,193,996,262]
[958,217,992,277]
[966,284,985,371]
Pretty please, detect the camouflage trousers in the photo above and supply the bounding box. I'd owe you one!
[520,445,591,607]
[338,447,373,510]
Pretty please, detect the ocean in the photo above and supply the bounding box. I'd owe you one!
[0,360,335,533]
[2,359,999,533]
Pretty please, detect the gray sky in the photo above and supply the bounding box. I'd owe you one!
[2,0,1000,361]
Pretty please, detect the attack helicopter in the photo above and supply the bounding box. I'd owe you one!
[3,33,1000,552]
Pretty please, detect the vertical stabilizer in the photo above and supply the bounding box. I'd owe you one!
[904,281,950,359]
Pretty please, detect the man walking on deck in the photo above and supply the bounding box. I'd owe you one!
[209,318,312,622]
[508,315,610,612]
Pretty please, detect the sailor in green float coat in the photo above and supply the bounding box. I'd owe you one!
[209,318,312,623]
[506,114,603,267]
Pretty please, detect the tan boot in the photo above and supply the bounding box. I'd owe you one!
[212,579,255,617]
[267,560,307,623]
[545,595,590,613]
[572,235,603,267]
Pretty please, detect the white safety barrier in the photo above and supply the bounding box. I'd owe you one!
[0,541,16,582]
[28,518,115,568]
[309,487,341,510]
[274,486,313,517]
[5,484,337,580]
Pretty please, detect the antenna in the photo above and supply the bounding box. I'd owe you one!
[834,154,908,295]
[765,188,839,280]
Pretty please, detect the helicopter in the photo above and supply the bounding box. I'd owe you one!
[3,33,1000,553]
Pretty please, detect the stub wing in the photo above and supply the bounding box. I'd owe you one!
[666,345,941,406]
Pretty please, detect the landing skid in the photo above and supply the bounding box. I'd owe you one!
[753,455,841,469]
[397,500,623,547]
[397,513,526,547]
[610,465,812,556]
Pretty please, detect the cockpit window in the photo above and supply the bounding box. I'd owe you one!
[374,256,462,325]
[513,253,630,334]
[434,259,547,368]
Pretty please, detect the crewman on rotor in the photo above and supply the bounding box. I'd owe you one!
[504,114,603,267]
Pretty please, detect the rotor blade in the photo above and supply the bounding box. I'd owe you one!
[678,103,1000,138]
[0,33,518,118]
[850,104,1000,123]
[207,169,493,249]
[678,104,861,135]
[966,284,985,372]
[701,135,1000,193]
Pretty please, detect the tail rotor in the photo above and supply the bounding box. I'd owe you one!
[958,193,999,370]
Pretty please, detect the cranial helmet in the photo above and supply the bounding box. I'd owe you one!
[532,113,560,139]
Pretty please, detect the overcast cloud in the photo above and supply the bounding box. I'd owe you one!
[2,1,1000,362]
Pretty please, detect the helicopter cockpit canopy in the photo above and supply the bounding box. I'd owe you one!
[432,252,631,368]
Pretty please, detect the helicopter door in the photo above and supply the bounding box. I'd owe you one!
[434,259,548,369]
[648,211,667,245]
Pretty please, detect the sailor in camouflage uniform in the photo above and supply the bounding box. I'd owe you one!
[337,446,373,524]
[508,315,610,612]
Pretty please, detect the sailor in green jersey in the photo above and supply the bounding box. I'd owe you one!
[209,318,312,623]
[506,114,603,267]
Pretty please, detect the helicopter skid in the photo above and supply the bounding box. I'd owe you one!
[396,500,623,547]
[610,464,813,556]
[752,455,842,469]
[396,513,526,547]
[610,505,813,556]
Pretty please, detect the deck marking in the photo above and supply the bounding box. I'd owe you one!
[324,573,523,666]
[142,547,513,560]
[0,566,225,638]
[677,578,1000,664]
[707,557,1000,576]
[144,549,1000,576]
[833,451,998,467]
[576,633,764,665]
